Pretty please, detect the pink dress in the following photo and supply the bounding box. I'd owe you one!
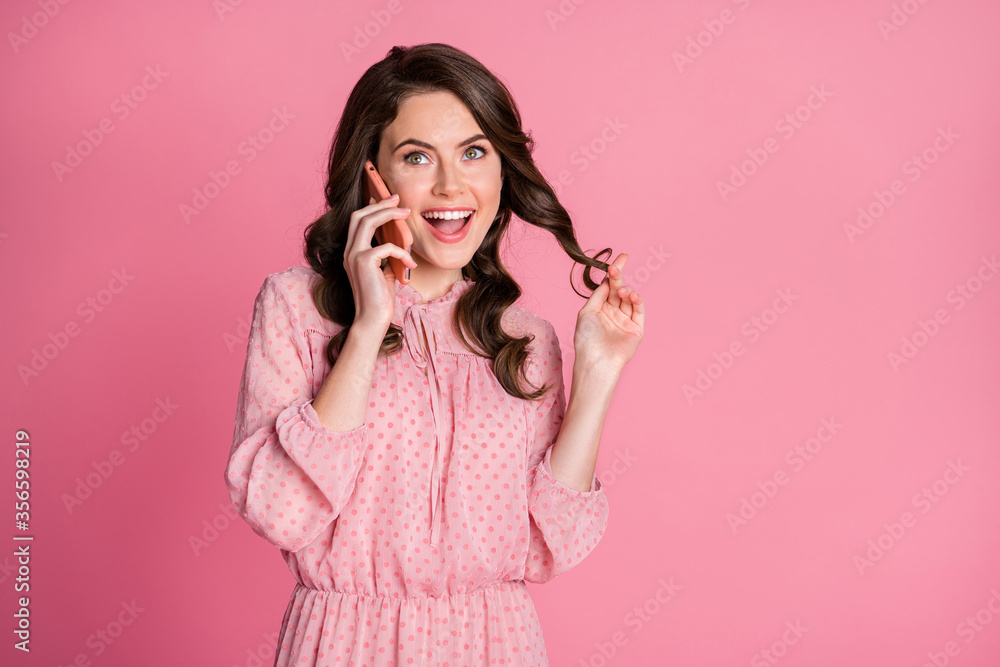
[225,265,609,666]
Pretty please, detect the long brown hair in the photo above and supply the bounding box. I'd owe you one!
[303,43,611,400]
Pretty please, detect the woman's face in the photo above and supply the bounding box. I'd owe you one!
[376,90,503,275]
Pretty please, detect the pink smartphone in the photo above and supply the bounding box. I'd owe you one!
[363,160,414,284]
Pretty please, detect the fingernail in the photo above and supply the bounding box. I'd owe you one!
[390,193,399,199]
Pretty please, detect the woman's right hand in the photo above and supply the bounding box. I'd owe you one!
[343,193,418,334]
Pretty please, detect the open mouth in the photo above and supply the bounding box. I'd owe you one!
[421,211,474,236]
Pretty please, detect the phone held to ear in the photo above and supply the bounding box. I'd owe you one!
[363,160,414,284]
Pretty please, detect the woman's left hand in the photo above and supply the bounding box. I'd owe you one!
[574,252,645,373]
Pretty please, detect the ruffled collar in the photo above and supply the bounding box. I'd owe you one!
[393,277,474,309]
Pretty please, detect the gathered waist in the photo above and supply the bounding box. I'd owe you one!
[276,578,548,665]
[291,579,526,603]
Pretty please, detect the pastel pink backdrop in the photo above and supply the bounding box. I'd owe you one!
[3,1,999,665]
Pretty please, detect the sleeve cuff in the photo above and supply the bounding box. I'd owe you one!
[298,398,368,438]
[276,397,368,467]
[535,445,604,496]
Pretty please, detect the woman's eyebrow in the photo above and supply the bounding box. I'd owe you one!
[393,134,488,153]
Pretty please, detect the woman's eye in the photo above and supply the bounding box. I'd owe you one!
[464,145,487,160]
[404,152,427,165]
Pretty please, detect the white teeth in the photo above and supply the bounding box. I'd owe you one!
[423,210,473,220]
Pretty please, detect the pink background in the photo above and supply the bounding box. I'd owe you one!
[3,0,999,665]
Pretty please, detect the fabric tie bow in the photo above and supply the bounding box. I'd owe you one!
[400,306,449,545]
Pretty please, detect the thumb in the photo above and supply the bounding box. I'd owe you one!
[583,274,611,312]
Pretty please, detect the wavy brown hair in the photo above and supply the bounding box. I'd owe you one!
[303,43,611,401]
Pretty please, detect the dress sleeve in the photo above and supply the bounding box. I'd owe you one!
[224,273,368,553]
[522,320,609,584]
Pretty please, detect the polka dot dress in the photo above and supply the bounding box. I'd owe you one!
[225,266,609,666]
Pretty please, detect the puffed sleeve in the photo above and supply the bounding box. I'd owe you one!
[522,319,609,584]
[224,272,368,553]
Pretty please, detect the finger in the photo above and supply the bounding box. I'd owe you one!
[344,196,374,261]
[371,243,417,269]
[615,285,643,332]
[615,285,634,318]
[346,196,381,258]
[630,288,645,333]
[584,274,612,312]
[612,253,628,286]
[607,262,625,309]
[352,204,410,257]
[347,195,402,257]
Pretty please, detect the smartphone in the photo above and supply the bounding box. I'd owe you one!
[363,160,414,284]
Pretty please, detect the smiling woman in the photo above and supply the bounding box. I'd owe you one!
[225,42,644,667]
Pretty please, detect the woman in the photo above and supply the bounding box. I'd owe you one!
[225,42,644,666]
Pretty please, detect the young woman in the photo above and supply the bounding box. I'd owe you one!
[225,43,644,667]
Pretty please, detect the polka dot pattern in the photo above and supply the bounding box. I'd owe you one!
[224,266,609,666]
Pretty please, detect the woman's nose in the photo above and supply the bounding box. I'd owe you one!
[433,162,464,196]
